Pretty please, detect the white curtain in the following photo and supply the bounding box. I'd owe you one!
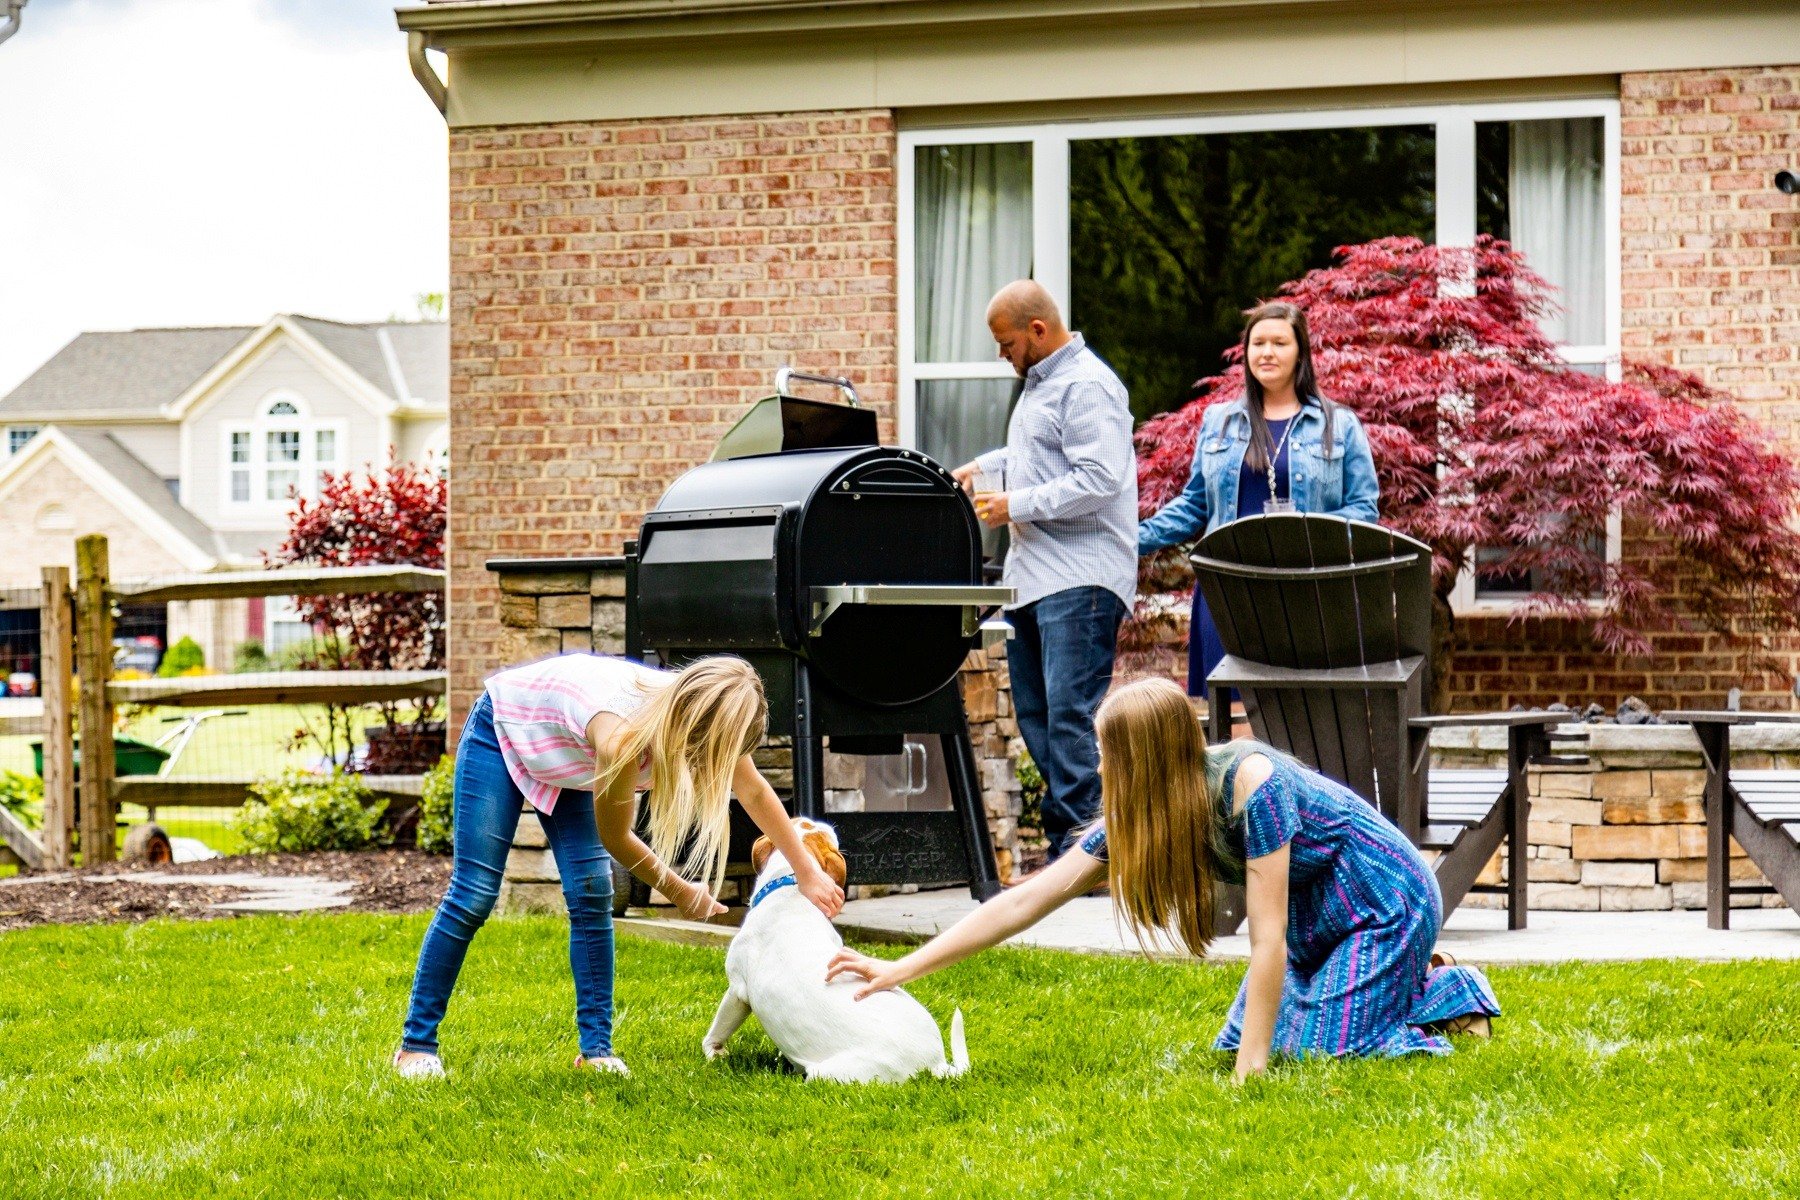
[914,142,1034,363]
[1509,117,1605,346]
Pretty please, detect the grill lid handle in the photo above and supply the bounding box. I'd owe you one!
[776,367,861,408]
[809,583,1015,638]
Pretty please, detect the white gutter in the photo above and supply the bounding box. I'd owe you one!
[406,30,447,116]
[0,0,27,49]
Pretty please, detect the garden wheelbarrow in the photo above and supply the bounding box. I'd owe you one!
[34,709,246,864]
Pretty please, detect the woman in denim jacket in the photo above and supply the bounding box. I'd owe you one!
[1138,302,1380,697]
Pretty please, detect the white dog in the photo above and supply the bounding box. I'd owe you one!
[701,817,969,1083]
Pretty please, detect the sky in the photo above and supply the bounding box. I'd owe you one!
[0,0,448,396]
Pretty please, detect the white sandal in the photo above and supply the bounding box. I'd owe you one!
[575,1053,630,1076]
[393,1049,445,1079]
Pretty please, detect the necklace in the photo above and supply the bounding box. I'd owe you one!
[1265,414,1298,512]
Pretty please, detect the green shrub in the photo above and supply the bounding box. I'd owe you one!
[0,770,42,830]
[234,770,388,854]
[157,636,207,677]
[276,637,336,670]
[416,754,454,855]
[1016,748,1045,833]
[232,639,271,673]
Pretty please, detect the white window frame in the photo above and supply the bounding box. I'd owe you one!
[5,425,40,457]
[898,96,1621,614]
[219,391,347,516]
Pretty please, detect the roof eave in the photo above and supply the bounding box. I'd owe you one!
[395,0,1355,46]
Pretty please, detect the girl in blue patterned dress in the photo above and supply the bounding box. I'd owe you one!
[827,677,1498,1080]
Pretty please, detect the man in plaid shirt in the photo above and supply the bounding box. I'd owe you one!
[953,280,1137,861]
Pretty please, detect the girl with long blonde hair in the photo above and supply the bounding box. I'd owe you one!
[828,677,1496,1080]
[397,653,843,1079]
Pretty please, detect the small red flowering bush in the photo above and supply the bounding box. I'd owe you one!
[268,460,448,764]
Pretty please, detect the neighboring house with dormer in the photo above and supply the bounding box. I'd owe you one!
[0,315,446,679]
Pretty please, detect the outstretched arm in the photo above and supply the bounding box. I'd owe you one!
[825,844,1107,998]
[733,755,844,919]
[588,712,725,921]
[1227,753,1290,1083]
[1234,842,1290,1082]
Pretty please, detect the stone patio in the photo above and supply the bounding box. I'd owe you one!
[830,889,1800,964]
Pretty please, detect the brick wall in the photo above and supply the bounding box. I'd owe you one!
[1446,64,1800,713]
[447,111,897,718]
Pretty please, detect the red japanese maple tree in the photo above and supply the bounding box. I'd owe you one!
[268,460,448,762]
[1132,236,1800,703]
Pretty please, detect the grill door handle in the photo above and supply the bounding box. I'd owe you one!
[808,584,1016,637]
[776,367,861,407]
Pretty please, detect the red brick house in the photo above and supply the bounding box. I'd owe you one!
[395,0,1800,720]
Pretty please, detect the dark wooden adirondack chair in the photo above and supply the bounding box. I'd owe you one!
[1191,513,1558,929]
[1662,711,1800,929]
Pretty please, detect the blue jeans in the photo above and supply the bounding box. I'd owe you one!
[401,693,617,1058]
[1008,586,1127,860]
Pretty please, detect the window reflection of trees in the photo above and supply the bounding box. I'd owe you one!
[1070,127,1436,422]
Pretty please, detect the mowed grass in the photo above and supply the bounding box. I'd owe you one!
[2,916,1799,1200]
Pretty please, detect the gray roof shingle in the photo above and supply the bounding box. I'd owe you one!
[0,317,447,420]
[0,327,254,419]
[57,428,222,561]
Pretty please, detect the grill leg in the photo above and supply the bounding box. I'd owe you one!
[793,737,824,820]
[942,719,1002,902]
[791,666,823,821]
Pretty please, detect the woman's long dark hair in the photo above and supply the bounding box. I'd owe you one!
[1240,301,1333,474]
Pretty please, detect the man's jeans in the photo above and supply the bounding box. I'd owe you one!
[401,693,617,1058]
[1007,586,1127,860]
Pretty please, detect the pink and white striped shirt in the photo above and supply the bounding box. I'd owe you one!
[485,653,670,815]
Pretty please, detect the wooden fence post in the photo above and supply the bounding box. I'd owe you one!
[40,566,75,869]
[75,535,116,865]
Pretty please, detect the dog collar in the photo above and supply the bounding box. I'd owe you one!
[750,874,797,909]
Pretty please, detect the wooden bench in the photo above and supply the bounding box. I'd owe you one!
[1192,513,1556,930]
[1663,711,1800,929]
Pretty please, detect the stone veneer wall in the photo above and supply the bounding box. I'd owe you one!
[1434,723,1796,912]
[488,559,1026,913]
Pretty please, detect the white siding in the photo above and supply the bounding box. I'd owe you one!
[394,414,448,466]
[109,423,181,480]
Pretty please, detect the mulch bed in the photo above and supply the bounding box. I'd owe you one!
[0,850,451,935]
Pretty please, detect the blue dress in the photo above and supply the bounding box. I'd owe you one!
[1189,417,1293,698]
[1080,751,1499,1057]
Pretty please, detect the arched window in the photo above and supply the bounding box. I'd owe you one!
[35,503,73,532]
[224,391,345,509]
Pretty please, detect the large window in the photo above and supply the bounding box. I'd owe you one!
[222,392,345,514]
[900,98,1619,607]
[5,426,39,456]
[1072,126,1436,421]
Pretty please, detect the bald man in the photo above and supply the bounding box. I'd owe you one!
[951,281,1136,862]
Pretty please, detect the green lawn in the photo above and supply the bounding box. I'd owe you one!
[2,915,1798,1198]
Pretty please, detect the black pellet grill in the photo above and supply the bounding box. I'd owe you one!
[625,372,1012,901]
